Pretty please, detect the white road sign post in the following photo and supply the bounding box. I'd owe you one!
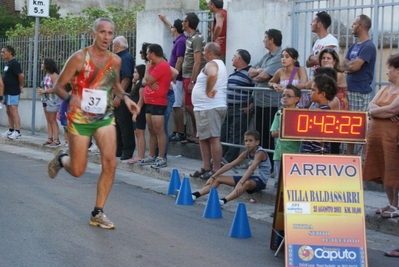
[28,0,49,134]
[28,0,50,17]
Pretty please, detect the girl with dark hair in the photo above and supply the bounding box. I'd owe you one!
[318,48,348,110]
[140,42,151,63]
[37,58,61,147]
[128,64,147,164]
[268,47,309,108]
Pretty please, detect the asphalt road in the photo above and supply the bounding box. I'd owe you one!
[0,150,397,267]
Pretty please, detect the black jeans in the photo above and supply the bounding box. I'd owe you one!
[114,101,135,159]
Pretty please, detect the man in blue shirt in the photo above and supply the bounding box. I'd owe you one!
[341,14,376,155]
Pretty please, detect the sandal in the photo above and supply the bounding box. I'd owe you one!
[43,138,53,146]
[200,169,216,180]
[49,139,61,147]
[375,204,391,214]
[381,205,399,218]
[384,248,399,258]
[181,136,199,144]
[128,157,142,164]
[190,168,211,178]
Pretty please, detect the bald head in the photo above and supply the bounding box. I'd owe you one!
[204,42,221,57]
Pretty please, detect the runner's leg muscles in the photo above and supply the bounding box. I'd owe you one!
[62,133,91,177]
[93,125,117,208]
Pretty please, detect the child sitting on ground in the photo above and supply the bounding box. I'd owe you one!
[301,73,337,154]
[190,130,271,206]
[270,85,302,189]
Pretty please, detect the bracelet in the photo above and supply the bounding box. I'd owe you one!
[64,94,72,103]
[121,92,130,101]
[211,176,216,180]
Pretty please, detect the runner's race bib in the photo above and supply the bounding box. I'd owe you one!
[81,88,107,114]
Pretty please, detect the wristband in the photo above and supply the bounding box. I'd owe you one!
[0,96,3,101]
[121,92,130,101]
[64,94,72,103]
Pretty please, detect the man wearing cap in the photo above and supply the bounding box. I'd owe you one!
[158,14,187,142]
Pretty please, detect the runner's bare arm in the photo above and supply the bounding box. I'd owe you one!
[53,50,84,102]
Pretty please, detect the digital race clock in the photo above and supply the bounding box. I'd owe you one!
[280,109,368,142]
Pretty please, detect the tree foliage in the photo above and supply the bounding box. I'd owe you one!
[6,5,144,38]
[200,0,209,10]
[0,7,21,38]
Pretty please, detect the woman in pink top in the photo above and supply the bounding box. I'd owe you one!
[268,48,309,107]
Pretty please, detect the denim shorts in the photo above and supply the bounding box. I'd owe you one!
[233,175,266,194]
[4,95,19,106]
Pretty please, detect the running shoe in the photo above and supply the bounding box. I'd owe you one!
[47,147,68,178]
[151,157,167,169]
[7,131,21,140]
[139,156,156,165]
[89,211,115,229]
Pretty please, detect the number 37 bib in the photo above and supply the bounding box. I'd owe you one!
[81,88,107,114]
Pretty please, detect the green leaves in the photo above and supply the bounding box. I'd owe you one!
[5,4,144,38]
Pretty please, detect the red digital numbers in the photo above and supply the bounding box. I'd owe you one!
[282,109,367,142]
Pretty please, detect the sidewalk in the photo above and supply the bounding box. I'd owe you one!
[0,126,398,237]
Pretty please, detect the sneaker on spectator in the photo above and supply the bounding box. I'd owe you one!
[151,157,167,169]
[139,155,156,165]
[2,130,12,137]
[170,132,186,142]
[168,132,177,140]
[219,199,225,206]
[7,131,21,140]
[89,211,115,229]
[47,147,68,178]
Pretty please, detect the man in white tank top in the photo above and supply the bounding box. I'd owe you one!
[190,42,227,180]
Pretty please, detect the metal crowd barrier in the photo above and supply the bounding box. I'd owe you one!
[221,85,312,158]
